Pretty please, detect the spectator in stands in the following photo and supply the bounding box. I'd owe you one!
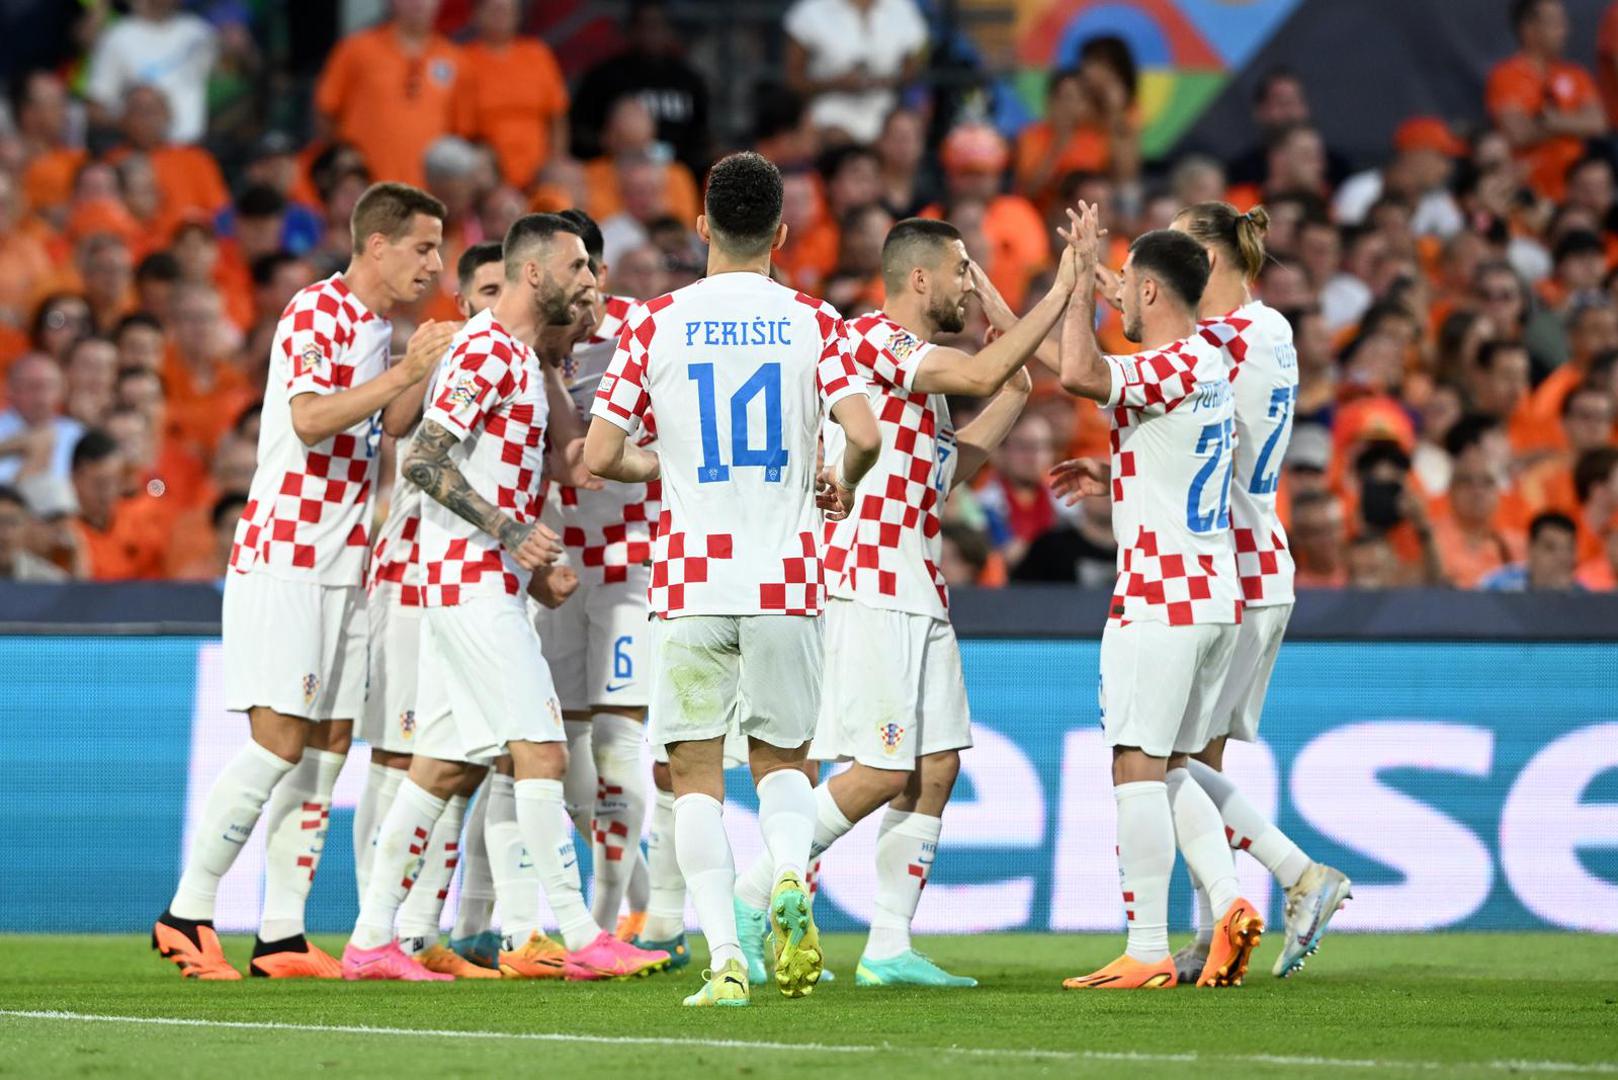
[570,1,712,176]
[1469,339,1534,443]
[1226,67,1351,189]
[1346,533,1403,589]
[84,0,217,145]
[67,427,164,580]
[1290,307,1337,426]
[1291,489,1348,588]
[1574,445,1618,560]
[783,0,927,145]
[1239,125,1330,211]
[1524,306,1618,449]
[113,86,230,220]
[76,233,134,335]
[938,123,1046,311]
[1431,419,1526,587]
[315,0,459,188]
[1481,510,1582,589]
[978,412,1062,570]
[1333,117,1466,237]
[939,521,992,588]
[114,313,165,374]
[133,252,181,324]
[453,0,569,190]
[1015,65,1125,211]
[822,203,891,315]
[876,107,935,219]
[583,97,700,237]
[0,354,84,488]
[1489,0,1607,202]
[599,157,680,267]
[1011,487,1115,587]
[1521,382,1616,513]
[14,70,82,220]
[249,253,317,329]
[62,336,119,429]
[1351,440,1445,584]
[163,284,253,456]
[0,171,54,340]
[170,492,248,581]
[609,244,669,302]
[0,484,66,582]
[1543,229,1608,314]
[235,133,323,256]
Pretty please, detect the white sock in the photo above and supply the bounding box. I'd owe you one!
[1166,767,1241,918]
[1193,869,1215,948]
[590,713,648,928]
[515,777,599,951]
[352,760,401,901]
[642,788,685,941]
[485,773,541,948]
[258,747,345,943]
[737,782,852,910]
[351,779,446,950]
[398,793,469,945]
[562,720,596,840]
[452,780,495,941]
[673,792,740,967]
[756,768,816,886]
[1185,759,1311,889]
[865,809,939,961]
[1115,780,1174,963]
[627,847,650,914]
[170,741,296,921]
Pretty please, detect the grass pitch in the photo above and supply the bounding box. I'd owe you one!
[0,933,1614,1079]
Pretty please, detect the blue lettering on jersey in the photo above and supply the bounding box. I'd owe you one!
[683,318,793,347]
[1274,342,1298,370]
[1189,378,1232,412]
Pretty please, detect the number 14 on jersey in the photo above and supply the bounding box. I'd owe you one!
[688,362,788,483]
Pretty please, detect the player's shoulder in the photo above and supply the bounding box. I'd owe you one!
[590,294,638,344]
[279,273,377,330]
[452,309,521,363]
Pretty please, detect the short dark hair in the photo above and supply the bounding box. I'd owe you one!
[65,334,115,365]
[556,209,605,265]
[235,183,286,219]
[1127,229,1211,313]
[456,241,504,289]
[1078,35,1136,101]
[1443,413,1501,459]
[1510,0,1555,37]
[71,428,120,472]
[881,217,962,291]
[1574,446,1618,504]
[0,483,24,510]
[350,182,447,255]
[135,252,181,284]
[1046,66,1084,101]
[1475,338,1528,372]
[250,251,299,288]
[234,402,261,436]
[211,492,250,531]
[1529,510,1578,543]
[815,143,880,186]
[704,152,784,257]
[1253,65,1302,106]
[114,312,163,341]
[1554,229,1606,266]
[501,213,583,282]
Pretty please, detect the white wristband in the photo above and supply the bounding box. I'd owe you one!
[835,456,855,492]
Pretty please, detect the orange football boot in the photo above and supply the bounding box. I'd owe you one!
[152,916,241,980]
[418,944,501,979]
[1062,954,1177,989]
[1197,897,1265,988]
[498,931,569,979]
[615,912,647,943]
[249,938,343,979]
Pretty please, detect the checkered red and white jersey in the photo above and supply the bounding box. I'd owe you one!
[368,467,424,606]
[1199,301,1298,607]
[591,273,866,618]
[1104,332,1242,627]
[548,294,661,585]
[418,309,549,606]
[230,273,392,584]
[822,312,955,620]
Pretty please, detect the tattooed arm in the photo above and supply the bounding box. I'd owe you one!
[403,419,563,569]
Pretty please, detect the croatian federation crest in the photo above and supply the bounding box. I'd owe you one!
[301,673,320,705]
[399,709,416,740]
[877,720,906,755]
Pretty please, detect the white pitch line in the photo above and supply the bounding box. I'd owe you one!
[2,1010,1615,1076]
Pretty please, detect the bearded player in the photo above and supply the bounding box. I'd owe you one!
[730,216,1080,987]
[1053,204,1263,990]
[153,183,454,980]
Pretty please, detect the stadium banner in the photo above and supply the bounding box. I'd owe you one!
[3,635,1615,935]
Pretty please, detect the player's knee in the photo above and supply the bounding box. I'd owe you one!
[509,740,567,780]
[1193,738,1226,771]
[248,708,308,764]
[307,719,352,757]
[409,756,468,799]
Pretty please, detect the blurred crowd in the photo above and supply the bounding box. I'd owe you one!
[1,0,1616,594]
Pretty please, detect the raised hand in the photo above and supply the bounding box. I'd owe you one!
[401,320,460,382]
[1049,457,1111,504]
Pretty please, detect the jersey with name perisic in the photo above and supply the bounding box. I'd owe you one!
[592,273,866,618]
[822,312,956,620]
[418,308,549,606]
[1104,331,1243,626]
[230,273,392,585]
[1198,301,1298,607]
[544,294,662,585]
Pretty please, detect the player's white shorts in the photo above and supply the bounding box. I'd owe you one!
[1209,602,1291,743]
[810,599,972,770]
[221,570,366,721]
[532,566,650,712]
[358,584,421,754]
[649,614,822,751]
[415,597,565,765]
[1098,619,1240,758]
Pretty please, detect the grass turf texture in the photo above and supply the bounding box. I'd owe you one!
[1,933,1615,1079]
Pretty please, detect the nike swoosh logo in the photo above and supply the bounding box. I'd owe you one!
[604,682,633,692]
